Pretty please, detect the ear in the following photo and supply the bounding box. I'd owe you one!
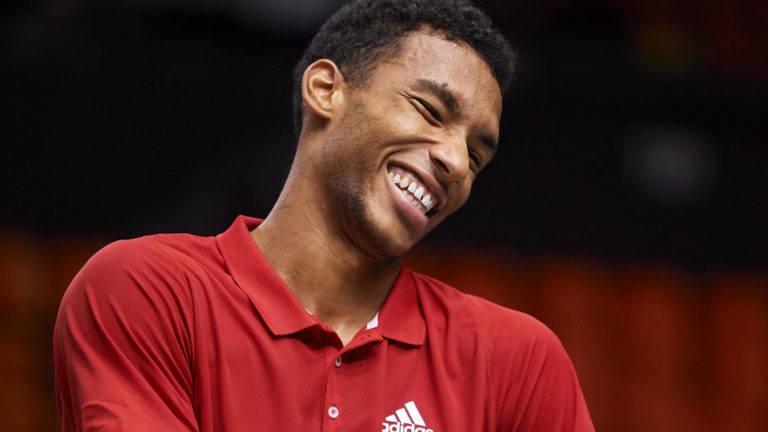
[301,59,346,122]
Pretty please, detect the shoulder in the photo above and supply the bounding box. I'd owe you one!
[61,233,217,314]
[56,234,214,356]
[411,271,558,350]
[468,294,564,357]
[407,270,595,430]
[76,233,214,282]
[54,235,202,426]
[411,270,578,392]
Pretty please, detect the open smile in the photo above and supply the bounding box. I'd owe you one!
[388,171,435,214]
[386,165,442,218]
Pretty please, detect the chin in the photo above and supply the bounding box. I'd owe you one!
[380,231,421,259]
[357,210,431,261]
[333,176,428,261]
[356,218,419,261]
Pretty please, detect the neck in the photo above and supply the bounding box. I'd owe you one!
[251,155,402,345]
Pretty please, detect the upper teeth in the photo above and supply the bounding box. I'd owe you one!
[388,171,436,213]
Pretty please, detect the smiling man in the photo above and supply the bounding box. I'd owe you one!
[54,1,594,431]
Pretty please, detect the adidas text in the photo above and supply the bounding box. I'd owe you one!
[380,424,434,432]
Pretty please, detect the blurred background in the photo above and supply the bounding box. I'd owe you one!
[1,0,766,430]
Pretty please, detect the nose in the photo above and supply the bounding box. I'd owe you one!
[429,133,471,182]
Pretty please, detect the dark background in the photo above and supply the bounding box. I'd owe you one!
[1,1,767,431]
[3,0,766,269]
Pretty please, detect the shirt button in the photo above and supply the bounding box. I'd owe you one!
[335,357,342,368]
[328,406,339,419]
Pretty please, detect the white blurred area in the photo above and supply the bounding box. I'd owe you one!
[623,125,718,206]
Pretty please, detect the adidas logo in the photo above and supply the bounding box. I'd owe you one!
[380,401,434,432]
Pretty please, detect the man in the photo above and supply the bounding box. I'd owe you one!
[54,0,594,431]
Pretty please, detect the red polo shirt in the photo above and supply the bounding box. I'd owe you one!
[54,216,594,431]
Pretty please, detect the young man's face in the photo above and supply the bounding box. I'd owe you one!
[318,30,503,260]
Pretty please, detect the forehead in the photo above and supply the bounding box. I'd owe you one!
[374,31,503,121]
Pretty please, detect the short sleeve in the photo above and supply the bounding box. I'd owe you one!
[53,239,199,432]
[478,301,595,432]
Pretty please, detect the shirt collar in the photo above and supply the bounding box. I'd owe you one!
[216,215,425,346]
[217,215,317,336]
[378,266,426,346]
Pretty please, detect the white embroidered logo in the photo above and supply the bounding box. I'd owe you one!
[381,401,434,432]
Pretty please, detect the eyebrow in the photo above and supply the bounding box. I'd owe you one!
[413,78,462,118]
[413,78,498,156]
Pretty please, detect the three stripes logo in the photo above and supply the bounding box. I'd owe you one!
[380,401,434,432]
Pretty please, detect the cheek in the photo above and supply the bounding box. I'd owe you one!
[368,97,426,136]
[349,114,425,167]
[455,182,473,208]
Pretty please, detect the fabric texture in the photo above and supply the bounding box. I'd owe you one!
[54,215,594,431]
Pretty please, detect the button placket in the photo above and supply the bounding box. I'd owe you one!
[321,345,343,430]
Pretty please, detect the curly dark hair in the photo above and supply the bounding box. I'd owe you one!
[291,0,516,136]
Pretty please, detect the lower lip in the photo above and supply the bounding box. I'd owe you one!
[387,176,430,231]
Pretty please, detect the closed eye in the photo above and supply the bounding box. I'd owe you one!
[469,149,481,165]
[468,149,482,171]
[412,97,443,125]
